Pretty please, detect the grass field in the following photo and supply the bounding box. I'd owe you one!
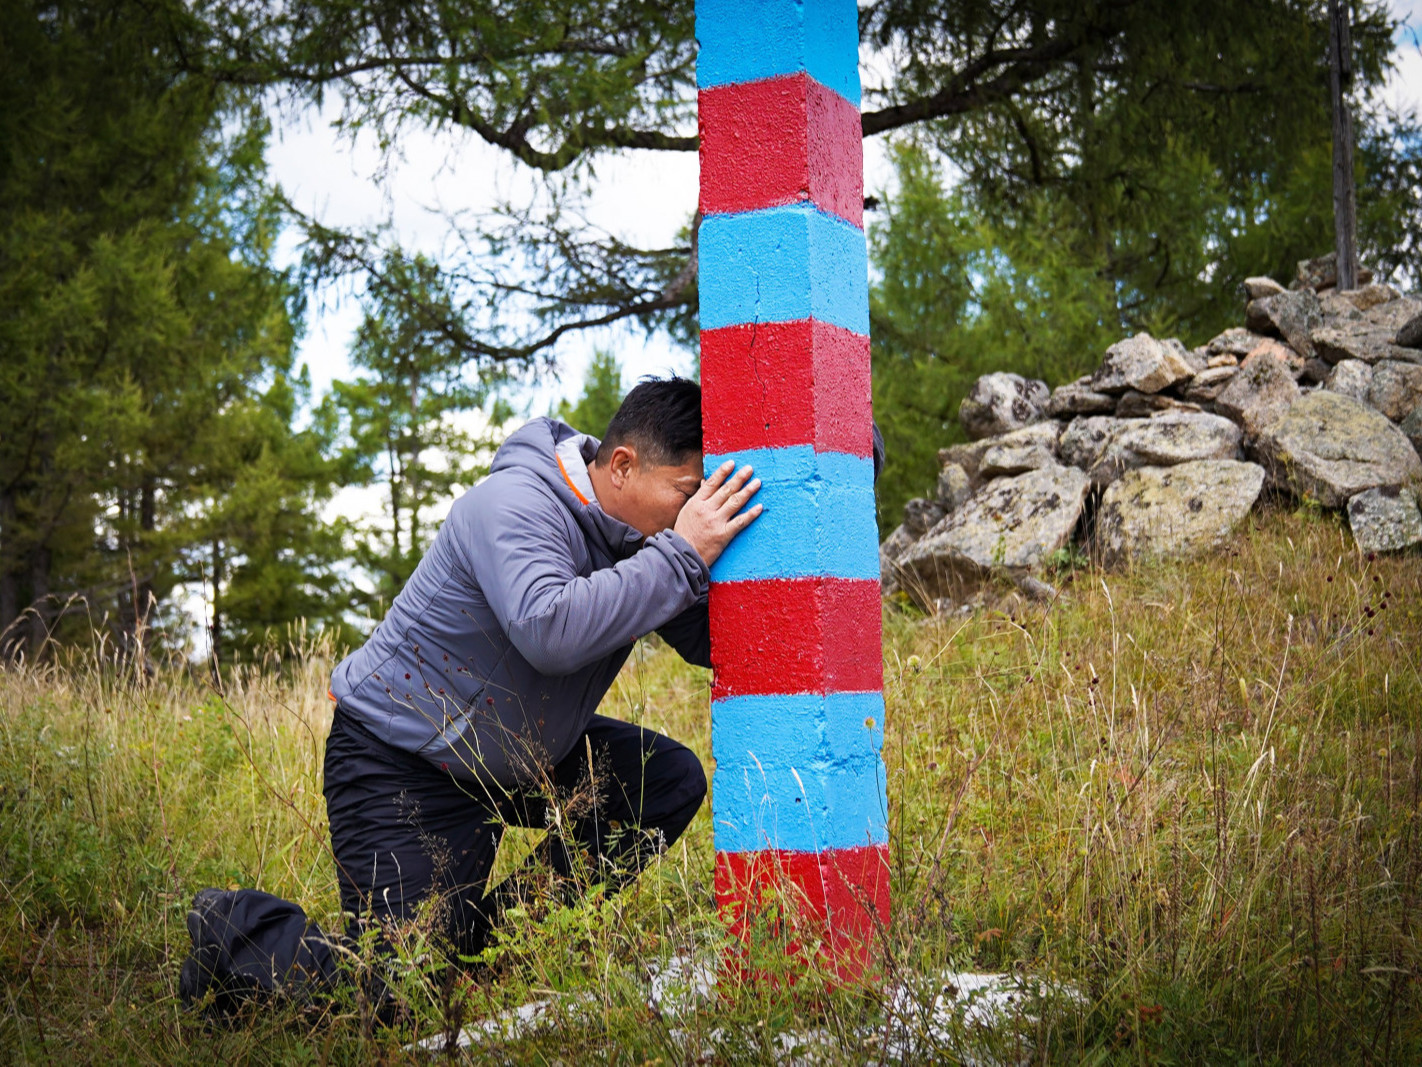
[1,500,1420,1064]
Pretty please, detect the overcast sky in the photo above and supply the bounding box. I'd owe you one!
[266,4,1422,420]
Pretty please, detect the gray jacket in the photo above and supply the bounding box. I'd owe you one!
[329,417,711,788]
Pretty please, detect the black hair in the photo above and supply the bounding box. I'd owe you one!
[596,376,702,467]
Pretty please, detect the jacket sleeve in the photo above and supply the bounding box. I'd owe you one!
[655,598,711,668]
[464,478,710,676]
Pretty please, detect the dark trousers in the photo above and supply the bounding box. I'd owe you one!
[183,707,706,1012]
[323,705,707,960]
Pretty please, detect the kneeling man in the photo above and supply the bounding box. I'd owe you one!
[323,376,760,956]
[182,377,760,1007]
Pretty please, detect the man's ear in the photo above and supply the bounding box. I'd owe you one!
[607,444,637,488]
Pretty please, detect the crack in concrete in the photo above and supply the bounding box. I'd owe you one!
[747,270,769,431]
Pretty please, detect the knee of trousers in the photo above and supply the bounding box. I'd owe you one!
[650,746,707,828]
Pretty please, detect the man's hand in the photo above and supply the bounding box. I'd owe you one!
[674,460,762,566]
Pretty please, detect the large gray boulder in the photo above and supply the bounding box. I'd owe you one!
[1046,376,1117,417]
[1244,277,1285,300]
[1252,391,1422,507]
[1182,366,1239,403]
[1400,404,1422,457]
[936,462,972,512]
[1206,327,1271,358]
[1324,360,1373,403]
[897,465,1090,605]
[979,422,1062,478]
[1212,348,1302,436]
[1346,487,1422,555]
[1292,252,1373,292]
[1095,460,1266,566]
[941,421,1061,483]
[1059,416,1125,471]
[1312,325,1416,366]
[1087,411,1243,487]
[903,497,947,537]
[1246,289,1321,357]
[879,524,917,593]
[1363,297,1422,335]
[959,372,1050,441]
[1115,391,1201,418]
[1091,333,1196,395]
[1369,361,1422,422]
[1399,310,1422,349]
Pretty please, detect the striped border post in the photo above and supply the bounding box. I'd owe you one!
[696,0,889,983]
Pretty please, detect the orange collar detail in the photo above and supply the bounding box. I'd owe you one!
[556,451,592,506]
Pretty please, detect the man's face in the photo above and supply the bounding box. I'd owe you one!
[601,446,703,538]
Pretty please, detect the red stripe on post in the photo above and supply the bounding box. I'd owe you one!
[709,577,882,699]
[701,320,872,457]
[820,577,884,691]
[805,76,865,226]
[715,844,891,985]
[809,321,873,457]
[698,73,863,226]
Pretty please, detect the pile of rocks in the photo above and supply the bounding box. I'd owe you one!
[882,254,1422,610]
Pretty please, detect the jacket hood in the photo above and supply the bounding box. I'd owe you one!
[490,417,646,560]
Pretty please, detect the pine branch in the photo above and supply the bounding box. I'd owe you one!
[861,37,1090,137]
[292,205,699,364]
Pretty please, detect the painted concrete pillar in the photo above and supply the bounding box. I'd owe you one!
[695,0,889,982]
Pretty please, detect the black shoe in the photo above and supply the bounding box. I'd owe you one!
[178,953,204,1007]
[179,888,228,1010]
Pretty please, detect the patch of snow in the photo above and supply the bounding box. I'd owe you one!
[412,957,1082,1063]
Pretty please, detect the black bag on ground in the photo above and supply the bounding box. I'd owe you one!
[180,887,342,1016]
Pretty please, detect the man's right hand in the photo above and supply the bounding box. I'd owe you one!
[673,460,762,567]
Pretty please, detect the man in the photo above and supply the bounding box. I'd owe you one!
[324,376,760,956]
[181,377,761,1009]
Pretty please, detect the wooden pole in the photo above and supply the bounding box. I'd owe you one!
[1329,0,1359,291]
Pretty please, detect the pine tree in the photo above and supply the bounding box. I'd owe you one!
[327,255,511,617]
[0,0,341,661]
[179,369,354,665]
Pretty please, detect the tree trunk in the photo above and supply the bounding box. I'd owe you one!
[388,441,403,566]
[1329,0,1358,291]
[28,543,51,660]
[405,440,420,572]
[0,490,18,661]
[407,369,420,573]
[209,536,223,676]
[134,477,157,655]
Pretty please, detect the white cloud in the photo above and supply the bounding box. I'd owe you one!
[1388,0,1422,113]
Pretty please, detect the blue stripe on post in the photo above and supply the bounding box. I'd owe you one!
[712,756,889,854]
[713,692,885,765]
[704,447,879,582]
[695,0,861,107]
[698,205,869,335]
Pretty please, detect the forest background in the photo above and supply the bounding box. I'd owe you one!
[3,0,1421,667]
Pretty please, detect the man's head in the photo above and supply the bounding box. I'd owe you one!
[587,377,703,538]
